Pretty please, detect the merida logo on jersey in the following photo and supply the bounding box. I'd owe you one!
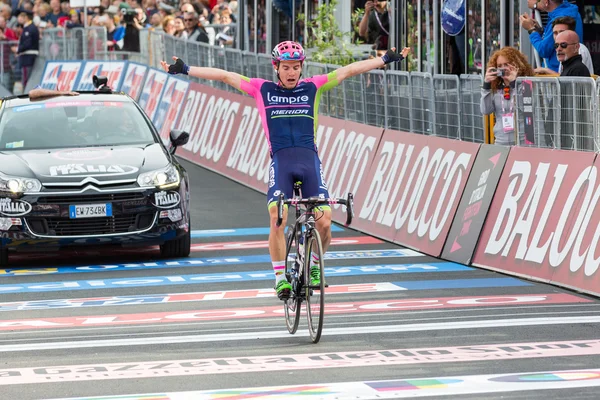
[271,109,309,116]
[267,92,309,104]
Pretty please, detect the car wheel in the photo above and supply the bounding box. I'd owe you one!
[0,247,7,267]
[160,229,191,258]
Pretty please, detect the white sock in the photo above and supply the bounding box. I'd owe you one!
[272,261,286,283]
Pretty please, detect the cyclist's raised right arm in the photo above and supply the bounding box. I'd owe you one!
[160,56,243,91]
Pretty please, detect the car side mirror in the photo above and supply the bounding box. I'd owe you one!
[169,129,190,155]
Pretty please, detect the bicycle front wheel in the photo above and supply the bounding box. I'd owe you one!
[305,229,325,343]
[283,228,301,334]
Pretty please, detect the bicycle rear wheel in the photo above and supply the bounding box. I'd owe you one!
[305,229,325,343]
[283,228,301,334]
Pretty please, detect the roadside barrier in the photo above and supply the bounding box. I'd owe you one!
[35,59,600,298]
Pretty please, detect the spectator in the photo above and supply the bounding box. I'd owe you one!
[543,29,591,150]
[101,8,124,50]
[535,16,593,75]
[520,0,583,73]
[36,3,52,24]
[1,5,17,30]
[135,7,150,28]
[173,16,186,38]
[149,11,162,29]
[359,0,389,51]
[183,11,208,43]
[16,8,38,88]
[60,0,71,17]
[216,8,234,45]
[229,1,238,14]
[162,15,175,35]
[0,16,17,89]
[480,47,535,146]
[180,3,194,14]
[117,4,142,52]
[157,2,175,18]
[556,30,590,76]
[144,0,157,20]
[65,9,83,29]
[47,0,65,26]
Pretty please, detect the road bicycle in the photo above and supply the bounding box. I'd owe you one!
[275,182,354,343]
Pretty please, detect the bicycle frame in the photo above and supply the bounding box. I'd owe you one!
[276,182,354,343]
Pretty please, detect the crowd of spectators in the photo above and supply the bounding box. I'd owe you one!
[0,0,238,92]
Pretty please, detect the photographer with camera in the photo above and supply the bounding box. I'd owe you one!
[119,5,142,52]
[480,47,534,146]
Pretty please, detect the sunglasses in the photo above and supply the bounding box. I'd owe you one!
[280,51,301,60]
[183,18,195,22]
[554,42,577,49]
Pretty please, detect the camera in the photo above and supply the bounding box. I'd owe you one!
[495,68,507,77]
[121,8,137,24]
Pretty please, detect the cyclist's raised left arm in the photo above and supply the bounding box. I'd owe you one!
[334,47,410,84]
[160,56,243,91]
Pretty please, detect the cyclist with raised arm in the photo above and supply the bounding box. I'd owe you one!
[161,41,410,300]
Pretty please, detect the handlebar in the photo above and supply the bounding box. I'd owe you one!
[275,192,354,227]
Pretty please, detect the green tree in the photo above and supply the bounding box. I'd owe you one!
[297,0,364,66]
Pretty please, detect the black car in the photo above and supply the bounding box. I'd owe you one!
[0,78,191,266]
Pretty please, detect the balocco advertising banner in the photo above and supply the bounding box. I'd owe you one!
[175,82,267,189]
[353,130,480,256]
[316,119,384,223]
[472,146,600,296]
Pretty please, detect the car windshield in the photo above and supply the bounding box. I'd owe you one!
[0,100,157,150]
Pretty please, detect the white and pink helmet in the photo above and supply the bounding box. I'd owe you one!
[271,41,306,66]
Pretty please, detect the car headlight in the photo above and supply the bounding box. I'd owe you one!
[0,174,42,194]
[137,164,180,189]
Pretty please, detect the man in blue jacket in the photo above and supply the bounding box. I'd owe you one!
[16,9,39,87]
[519,0,583,73]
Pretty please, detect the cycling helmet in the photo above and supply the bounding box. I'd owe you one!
[271,41,306,66]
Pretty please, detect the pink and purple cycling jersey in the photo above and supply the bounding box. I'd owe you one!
[239,71,339,156]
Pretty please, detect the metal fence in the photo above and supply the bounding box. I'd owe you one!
[515,76,600,152]
[137,30,489,142]
[31,27,600,151]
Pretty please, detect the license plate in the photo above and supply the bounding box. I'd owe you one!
[69,204,113,219]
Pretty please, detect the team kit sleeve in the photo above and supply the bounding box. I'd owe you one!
[239,76,267,98]
[303,71,339,92]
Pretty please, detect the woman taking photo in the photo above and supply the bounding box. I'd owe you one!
[480,47,534,146]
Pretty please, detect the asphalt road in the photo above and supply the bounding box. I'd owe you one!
[1,158,600,400]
